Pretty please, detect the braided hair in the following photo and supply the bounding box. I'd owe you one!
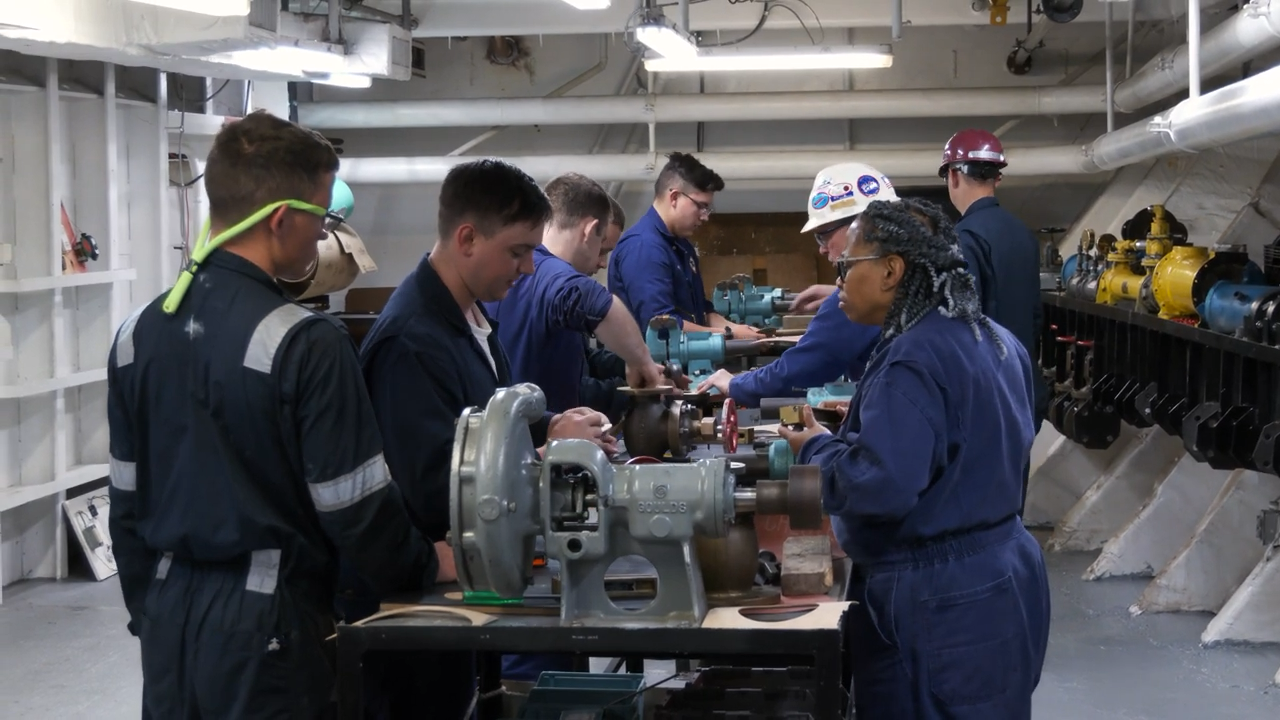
[856,197,1007,359]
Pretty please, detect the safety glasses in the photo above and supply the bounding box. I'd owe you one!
[835,254,883,282]
[813,216,856,249]
[163,199,339,314]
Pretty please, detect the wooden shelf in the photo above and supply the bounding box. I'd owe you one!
[0,464,110,512]
[0,369,107,400]
[0,268,136,292]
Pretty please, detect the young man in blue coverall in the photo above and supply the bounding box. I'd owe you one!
[355,159,617,718]
[486,172,665,415]
[579,195,632,422]
[694,163,892,406]
[940,129,1048,508]
[608,152,763,339]
[107,111,449,719]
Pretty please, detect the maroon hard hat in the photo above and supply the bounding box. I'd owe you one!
[938,129,1007,177]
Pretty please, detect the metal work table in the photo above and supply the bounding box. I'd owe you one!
[335,558,852,719]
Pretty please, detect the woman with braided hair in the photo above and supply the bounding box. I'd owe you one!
[780,197,1050,720]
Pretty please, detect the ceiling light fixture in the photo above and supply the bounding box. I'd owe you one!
[308,73,374,89]
[559,0,612,8]
[214,44,348,76]
[127,0,251,15]
[634,20,698,59]
[644,44,895,73]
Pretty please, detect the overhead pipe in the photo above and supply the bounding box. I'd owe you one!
[447,35,609,156]
[1113,0,1280,112]
[298,85,1110,129]
[1105,1,1114,132]
[1125,0,1135,78]
[1188,0,1201,98]
[337,64,1280,184]
[891,0,902,41]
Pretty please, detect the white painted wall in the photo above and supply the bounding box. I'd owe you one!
[316,21,1183,297]
[0,60,164,596]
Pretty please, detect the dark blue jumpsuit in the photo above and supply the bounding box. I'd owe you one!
[608,207,714,329]
[955,196,1047,430]
[483,245,616,414]
[579,338,629,424]
[726,289,879,406]
[798,310,1051,720]
[357,254,554,713]
[107,250,439,719]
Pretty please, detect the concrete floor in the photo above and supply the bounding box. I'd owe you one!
[1,547,1278,719]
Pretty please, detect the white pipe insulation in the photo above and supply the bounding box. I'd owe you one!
[298,85,1109,129]
[337,64,1280,184]
[1112,0,1280,112]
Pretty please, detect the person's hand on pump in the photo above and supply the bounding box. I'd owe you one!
[433,540,458,584]
[777,405,831,456]
[695,368,735,396]
[790,284,837,313]
[626,361,667,390]
[548,407,618,455]
[817,399,850,419]
[724,322,765,340]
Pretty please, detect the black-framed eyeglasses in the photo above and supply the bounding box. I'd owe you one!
[677,191,713,217]
[322,211,346,233]
[814,217,856,249]
[835,254,883,281]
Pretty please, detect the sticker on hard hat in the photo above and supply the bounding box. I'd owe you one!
[857,175,881,197]
[811,192,830,210]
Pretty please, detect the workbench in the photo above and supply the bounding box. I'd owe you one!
[335,557,852,719]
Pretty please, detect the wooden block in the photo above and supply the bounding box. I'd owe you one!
[781,535,834,597]
[781,314,816,330]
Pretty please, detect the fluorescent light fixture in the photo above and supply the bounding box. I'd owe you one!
[560,0,612,8]
[127,0,251,15]
[216,45,348,75]
[308,73,374,89]
[634,22,698,59]
[645,44,895,72]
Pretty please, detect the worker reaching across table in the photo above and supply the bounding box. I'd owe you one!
[940,128,1049,508]
[779,197,1051,720]
[486,172,665,415]
[106,110,449,719]
[579,193,632,422]
[355,158,614,718]
[695,163,888,406]
[608,152,763,339]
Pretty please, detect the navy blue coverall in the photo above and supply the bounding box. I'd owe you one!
[608,207,714,329]
[798,310,1051,720]
[579,338,628,424]
[107,250,439,719]
[483,245,616,413]
[955,196,1048,429]
[726,289,880,406]
[358,254,555,708]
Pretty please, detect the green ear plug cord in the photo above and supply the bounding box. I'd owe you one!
[161,199,332,315]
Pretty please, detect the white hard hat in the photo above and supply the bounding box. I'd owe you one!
[801,162,899,233]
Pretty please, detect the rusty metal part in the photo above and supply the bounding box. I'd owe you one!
[618,388,735,459]
[756,466,823,530]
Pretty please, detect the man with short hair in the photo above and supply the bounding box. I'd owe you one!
[486,173,663,414]
[580,195,632,422]
[940,128,1047,508]
[357,159,613,716]
[608,152,763,339]
[696,163,888,406]
[107,110,446,719]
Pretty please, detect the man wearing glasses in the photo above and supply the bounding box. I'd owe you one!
[608,152,763,339]
[695,163,890,406]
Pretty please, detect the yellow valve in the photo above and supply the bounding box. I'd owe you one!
[1143,203,1173,269]
[1150,245,1209,319]
[990,0,1010,25]
[1096,262,1146,306]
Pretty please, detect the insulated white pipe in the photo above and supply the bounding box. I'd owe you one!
[298,85,1110,129]
[337,64,1280,184]
[1086,63,1280,171]
[1105,1,1115,132]
[1188,0,1201,99]
[1113,0,1280,112]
